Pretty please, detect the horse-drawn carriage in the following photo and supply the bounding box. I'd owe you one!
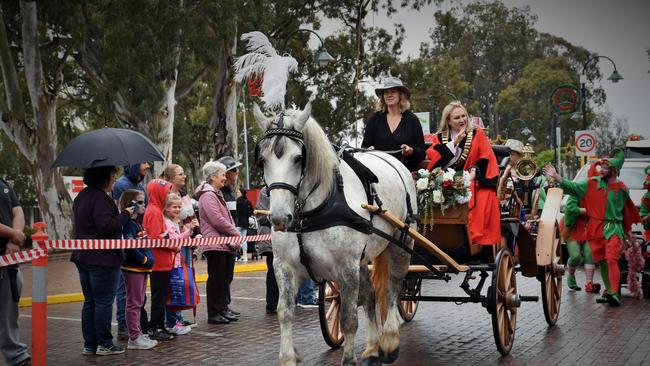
[317,148,565,356]
[250,100,564,365]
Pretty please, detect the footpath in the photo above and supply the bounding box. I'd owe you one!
[18,250,267,307]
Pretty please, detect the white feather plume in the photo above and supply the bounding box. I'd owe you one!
[234,31,298,109]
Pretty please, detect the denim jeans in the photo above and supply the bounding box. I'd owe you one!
[297,278,317,304]
[116,272,126,327]
[237,227,248,252]
[75,263,120,349]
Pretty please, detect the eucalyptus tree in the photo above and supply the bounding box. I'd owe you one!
[422,0,597,138]
[0,1,78,238]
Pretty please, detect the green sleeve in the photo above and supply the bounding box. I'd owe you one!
[559,178,588,199]
[564,196,581,228]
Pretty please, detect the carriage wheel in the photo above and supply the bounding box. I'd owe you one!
[489,247,518,356]
[398,278,422,322]
[318,281,344,349]
[541,224,563,326]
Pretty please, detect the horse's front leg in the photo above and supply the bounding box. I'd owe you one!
[275,260,300,366]
[339,266,361,366]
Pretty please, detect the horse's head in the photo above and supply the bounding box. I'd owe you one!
[253,102,312,231]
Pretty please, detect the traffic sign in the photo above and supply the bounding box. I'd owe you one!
[575,130,596,156]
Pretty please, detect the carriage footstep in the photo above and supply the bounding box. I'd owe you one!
[379,347,399,364]
[360,356,382,366]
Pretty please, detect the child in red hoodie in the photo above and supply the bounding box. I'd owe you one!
[142,179,173,341]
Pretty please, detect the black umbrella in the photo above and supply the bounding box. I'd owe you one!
[52,128,164,168]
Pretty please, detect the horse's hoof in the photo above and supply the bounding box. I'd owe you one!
[360,356,382,366]
[379,347,399,364]
[342,356,357,366]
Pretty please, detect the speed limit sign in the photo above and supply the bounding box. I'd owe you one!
[575,130,596,156]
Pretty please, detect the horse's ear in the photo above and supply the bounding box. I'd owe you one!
[252,103,269,130]
[293,101,312,132]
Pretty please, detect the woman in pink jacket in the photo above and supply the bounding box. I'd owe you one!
[194,161,241,324]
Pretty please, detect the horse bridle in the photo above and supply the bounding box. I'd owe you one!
[254,112,308,198]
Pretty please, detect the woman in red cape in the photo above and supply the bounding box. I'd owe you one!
[425,102,501,245]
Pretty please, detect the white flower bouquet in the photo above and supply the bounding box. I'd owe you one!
[415,167,472,230]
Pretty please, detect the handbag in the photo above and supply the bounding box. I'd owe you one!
[166,252,200,311]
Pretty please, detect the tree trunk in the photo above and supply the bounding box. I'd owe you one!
[0,1,73,239]
[148,75,179,165]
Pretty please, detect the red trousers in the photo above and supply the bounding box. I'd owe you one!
[589,235,622,293]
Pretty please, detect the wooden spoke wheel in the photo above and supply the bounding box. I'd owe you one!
[489,247,518,356]
[318,281,344,349]
[541,224,563,326]
[398,278,422,322]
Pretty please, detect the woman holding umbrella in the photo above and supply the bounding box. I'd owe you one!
[53,127,166,355]
[71,166,135,356]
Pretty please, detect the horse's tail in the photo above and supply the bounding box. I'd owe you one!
[371,249,390,321]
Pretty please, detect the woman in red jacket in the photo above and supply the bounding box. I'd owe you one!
[425,101,501,247]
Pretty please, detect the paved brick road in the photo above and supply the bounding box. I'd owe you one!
[16,267,650,366]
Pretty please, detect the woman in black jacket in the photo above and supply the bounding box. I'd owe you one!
[361,77,426,171]
[71,166,134,356]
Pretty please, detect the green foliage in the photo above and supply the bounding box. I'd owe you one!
[495,57,581,150]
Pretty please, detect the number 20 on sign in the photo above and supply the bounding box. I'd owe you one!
[575,130,596,157]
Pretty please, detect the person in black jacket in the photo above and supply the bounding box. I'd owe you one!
[0,178,30,366]
[361,77,426,171]
[71,166,134,356]
[236,188,254,262]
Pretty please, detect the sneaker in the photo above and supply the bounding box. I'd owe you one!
[240,256,248,263]
[82,347,96,356]
[166,321,191,335]
[297,300,319,308]
[182,320,198,328]
[127,335,158,350]
[148,328,175,341]
[96,345,126,356]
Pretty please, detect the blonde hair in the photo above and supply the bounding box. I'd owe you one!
[375,89,410,113]
[163,164,182,182]
[437,101,474,133]
[164,192,182,211]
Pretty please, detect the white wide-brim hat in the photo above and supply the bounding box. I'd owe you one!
[374,77,411,99]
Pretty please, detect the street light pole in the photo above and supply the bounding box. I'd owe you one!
[580,55,623,130]
[280,29,335,108]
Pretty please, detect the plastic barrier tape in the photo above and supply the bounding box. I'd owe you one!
[0,234,271,268]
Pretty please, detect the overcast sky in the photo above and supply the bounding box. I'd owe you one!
[319,0,650,136]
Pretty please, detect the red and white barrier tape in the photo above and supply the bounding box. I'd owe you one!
[0,234,271,268]
[0,247,48,267]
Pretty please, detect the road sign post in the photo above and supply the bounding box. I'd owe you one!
[575,130,596,157]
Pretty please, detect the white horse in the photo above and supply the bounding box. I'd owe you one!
[253,102,417,366]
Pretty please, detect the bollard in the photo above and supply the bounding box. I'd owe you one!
[30,222,48,366]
